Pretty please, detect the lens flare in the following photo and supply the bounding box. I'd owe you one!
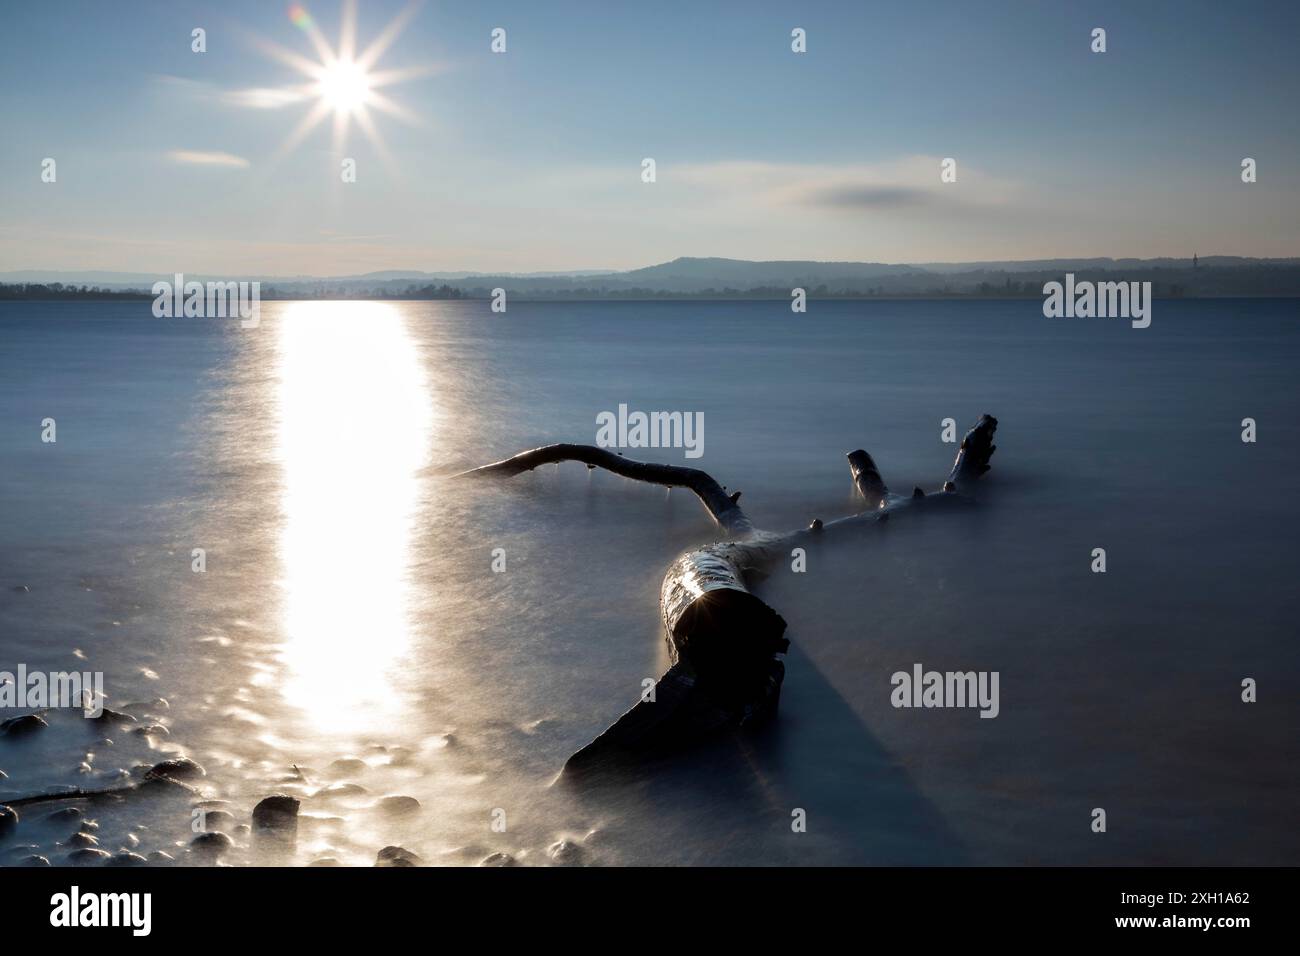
[288,4,314,30]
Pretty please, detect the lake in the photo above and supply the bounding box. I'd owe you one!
[1,297,1297,866]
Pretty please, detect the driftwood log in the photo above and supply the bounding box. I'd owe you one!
[457,414,998,775]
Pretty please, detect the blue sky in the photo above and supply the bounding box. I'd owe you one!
[1,0,1297,275]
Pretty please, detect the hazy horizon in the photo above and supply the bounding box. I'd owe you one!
[2,0,1298,275]
[4,253,1299,287]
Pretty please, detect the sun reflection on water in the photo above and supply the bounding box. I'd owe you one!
[274,301,433,734]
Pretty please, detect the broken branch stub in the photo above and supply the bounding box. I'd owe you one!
[846,449,888,508]
[946,414,998,489]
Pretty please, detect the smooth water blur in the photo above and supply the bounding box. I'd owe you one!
[1,297,1297,866]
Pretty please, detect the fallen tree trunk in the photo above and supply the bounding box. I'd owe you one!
[456,414,999,775]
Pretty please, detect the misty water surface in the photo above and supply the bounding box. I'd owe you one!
[1,297,1297,865]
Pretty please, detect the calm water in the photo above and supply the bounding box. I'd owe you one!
[1,297,1297,866]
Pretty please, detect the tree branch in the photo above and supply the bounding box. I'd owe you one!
[455,443,753,536]
[458,414,1000,775]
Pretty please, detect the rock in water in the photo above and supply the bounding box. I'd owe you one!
[326,757,367,776]
[0,805,17,838]
[18,855,50,867]
[479,852,519,867]
[190,831,234,857]
[547,840,584,866]
[91,708,136,727]
[0,714,48,737]
[144,757,205,781]
[252,794,300,837]
[314,782,368,800]
[376,795,420,816]
[106,851,148,867]
[375,845,421,867]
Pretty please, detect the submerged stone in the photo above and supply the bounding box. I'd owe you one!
[314,782,369,800]
[376,845,421,867]
[144,757,205,781]
[106,851,148,866]
[547,840,584,865]
[92,708,136,727]
[376,794,420,816]
[190,831,234,856]
[0,714,48,737]
[327,757,368,776]
[252,794,300,836]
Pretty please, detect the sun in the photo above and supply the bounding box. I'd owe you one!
[245,1,439,165]
[317,58,372,115]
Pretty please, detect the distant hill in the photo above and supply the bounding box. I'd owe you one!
[3,256,1300,299]
[616,257,921,291]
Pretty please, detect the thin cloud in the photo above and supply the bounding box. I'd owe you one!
[808,184,934,209]
[152,74,306,110]
[166,150,251,169]
[224,87,309,109]
[671,157,1020,211]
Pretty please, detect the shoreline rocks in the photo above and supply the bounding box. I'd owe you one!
[1,714,48,737]
[375,845,420,867]
[375,794,420,817]
[252,794,300,838]
[143,757,205,782]
[190,831,234,858]
[547,839,584,866]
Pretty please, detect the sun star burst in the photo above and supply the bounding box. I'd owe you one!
[250,0,437,166]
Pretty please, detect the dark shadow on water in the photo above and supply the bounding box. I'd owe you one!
[560,642,967,866]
